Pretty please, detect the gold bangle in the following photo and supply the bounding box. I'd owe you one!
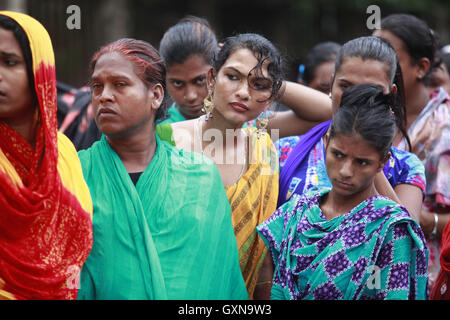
[256,280,272,286]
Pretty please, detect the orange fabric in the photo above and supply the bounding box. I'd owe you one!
[0,11,92,300]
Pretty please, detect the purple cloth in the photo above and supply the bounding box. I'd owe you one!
[278,120,331,207]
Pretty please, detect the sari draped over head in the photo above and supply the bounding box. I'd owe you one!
[257,188,429,300]
[77,135,247,300]
[226,127,279,298]
[0,11,93,300]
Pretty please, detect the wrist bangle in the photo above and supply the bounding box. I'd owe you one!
[430,213,438,238]
[256,280,272,286]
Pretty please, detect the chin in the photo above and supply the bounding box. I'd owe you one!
[227,110,255,124]
[97,123,120,137]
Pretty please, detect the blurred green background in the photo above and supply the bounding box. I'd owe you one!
[1,0,448,87]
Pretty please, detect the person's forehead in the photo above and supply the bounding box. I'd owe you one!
[93,52,138,78]
[329,134,380,158]
[166,55,211,81]
[337,57,391,91]
[222,48,269,75]
[0,28,23,57]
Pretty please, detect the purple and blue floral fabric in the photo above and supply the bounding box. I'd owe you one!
[257,188,429,300]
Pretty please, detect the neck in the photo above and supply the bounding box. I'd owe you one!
[177,105,196,120]
[405,84,429,130]
[201,112,246,148]
[106,123,157,173]
[4,108,38,147]
[322,185,378,220]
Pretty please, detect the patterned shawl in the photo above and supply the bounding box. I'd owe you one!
[0,11,93,300]
[257,188,429,300]
[397,88,450,209]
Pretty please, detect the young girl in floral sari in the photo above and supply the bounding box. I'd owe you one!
[257,84,429,300]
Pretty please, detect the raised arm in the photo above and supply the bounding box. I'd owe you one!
[267,81,332,140]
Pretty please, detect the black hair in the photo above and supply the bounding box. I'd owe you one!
[301,41,341,85]
[380,13,440,83]
[329,84,396,159]
[159,15,218,67]
[90,38,169,123]
[335,36,397,85]
[214,33,284,101]
[0,14,37,106]
[437,47,450,75]
[334,36,411,151]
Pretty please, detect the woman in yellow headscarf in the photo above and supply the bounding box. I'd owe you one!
[0,11,93,300]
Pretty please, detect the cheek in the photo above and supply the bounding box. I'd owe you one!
[167,85,182,100]
[198,85,208,99]
[356,167,378,187]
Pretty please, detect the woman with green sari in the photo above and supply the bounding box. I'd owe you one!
[77,38,247,300]
[257,84,429,300]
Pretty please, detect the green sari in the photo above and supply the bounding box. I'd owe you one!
[157,103,187,125]
[77,135,247,300]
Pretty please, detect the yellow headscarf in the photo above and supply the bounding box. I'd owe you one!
[0,11,92,300]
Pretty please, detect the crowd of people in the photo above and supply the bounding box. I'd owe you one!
[0,9,449,300]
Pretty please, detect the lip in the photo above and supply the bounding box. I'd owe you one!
[97,106,117,115]
[229,102,249,112]
[97,106,118,120]
[335,180,354,190]
[0,91,7,102]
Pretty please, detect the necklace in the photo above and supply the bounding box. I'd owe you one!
[194,116,248,187]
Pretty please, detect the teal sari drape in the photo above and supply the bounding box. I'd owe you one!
[257,188,429,300]
[77,135,247,300]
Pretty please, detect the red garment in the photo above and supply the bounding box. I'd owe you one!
[0,11,92,300]
[430,220,450,299]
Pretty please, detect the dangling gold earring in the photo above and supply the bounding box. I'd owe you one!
[256,111,269,139]
[202,92,214,121]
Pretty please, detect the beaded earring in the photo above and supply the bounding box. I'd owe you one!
[202,92,214,121]
[256,111,269,139]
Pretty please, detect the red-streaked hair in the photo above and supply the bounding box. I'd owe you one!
[89,38,168,121]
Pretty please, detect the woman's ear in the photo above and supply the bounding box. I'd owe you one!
[391,83,398,95]
[150,83,164,111]
[416,57,431,81]
[330,73,336,93]
[378,152,391,172]
[323,132,329,147]
[206,67,216,92]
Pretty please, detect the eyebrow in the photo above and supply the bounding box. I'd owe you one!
[330,147,345,155]
[331,146,377,163]
[90,74,131,82]
[223,66,244,76]
[336,78,353,86]
[0,51,22,59]
[168,74,206,82]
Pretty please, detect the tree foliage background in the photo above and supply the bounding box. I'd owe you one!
[1,0,448,86]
